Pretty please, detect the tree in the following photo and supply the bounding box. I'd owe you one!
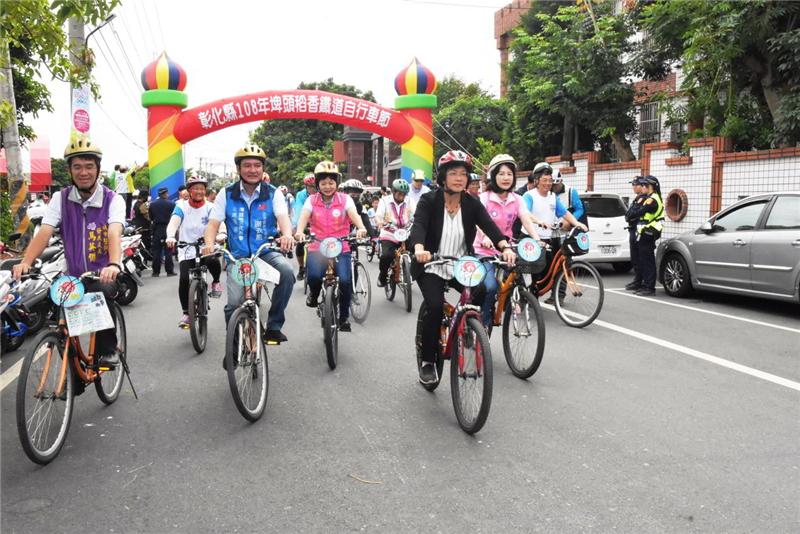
[434,93,509,166]
[50,158,70,189]
[639,0,800,148]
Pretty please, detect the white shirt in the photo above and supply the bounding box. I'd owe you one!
[115,171,130,194]
[375,196,414,240]
[407,184,430,206]
[301,194,356,214]
[210,182,288,222]
[42,185,126,228]
[172,200,216,261]
[523,190,564,239]
[430,208,466,280]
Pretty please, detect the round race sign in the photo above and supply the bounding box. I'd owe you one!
[49,275,85,307]
[320,237,343,259]
[394,228,409,242]
[517,237,542,262]
[73,109,90,133]
[576,232,590,251]
[453,256,487,288]
[230,258,259,287]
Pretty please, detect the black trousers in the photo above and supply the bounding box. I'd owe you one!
[378,240,400,281]
[178,257,222,313]
[638,234,657,290]
[416,273,485,363]
[629,229,641,284]
[83,279,118,357]
[151,224,174,275]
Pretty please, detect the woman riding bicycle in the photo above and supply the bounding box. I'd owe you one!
[166,174,224,329]
[409,150,516,385]
[474,154,544,327]
[294,161,368,333]
[376,178,415,288]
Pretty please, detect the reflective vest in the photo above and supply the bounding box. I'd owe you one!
[308,192,351,253]
[637,193,664,235]
[224,182,278,258]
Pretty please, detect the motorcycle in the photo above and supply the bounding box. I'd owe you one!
[117,226,148,305]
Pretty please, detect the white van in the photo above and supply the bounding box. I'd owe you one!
[579,193,632,273]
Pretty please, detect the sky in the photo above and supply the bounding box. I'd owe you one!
[25,0,511,175]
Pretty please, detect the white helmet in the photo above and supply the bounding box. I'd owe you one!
[551,169,563,184]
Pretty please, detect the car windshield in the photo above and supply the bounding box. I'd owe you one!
[581,196,626,218]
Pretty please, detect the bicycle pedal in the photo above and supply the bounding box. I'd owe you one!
[265,340,280,346]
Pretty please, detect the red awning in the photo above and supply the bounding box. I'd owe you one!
[29,137,51,192]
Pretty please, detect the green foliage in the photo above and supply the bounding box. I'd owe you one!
[433,91,509,162]
[273,142,332,189]
[0,190,12,241]
[50,158,70,189]
[132,165,150,192]
[473,137,507,173]
[0,0,119,141]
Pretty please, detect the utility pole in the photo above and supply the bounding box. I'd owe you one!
[68,17,90,140]
[0,37,29,243]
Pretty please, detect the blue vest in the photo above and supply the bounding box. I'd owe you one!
[224,182,278,258]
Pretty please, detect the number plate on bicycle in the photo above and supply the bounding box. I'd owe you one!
[49,275,85,307]
[393,228,409,242]
[63,292,114,336]
[320,237,343,259]
[453,256,486,287]
[517,238,543,262]
[254,257,281,284]
[231,258,259,287]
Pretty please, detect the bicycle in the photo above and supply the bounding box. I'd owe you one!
[367,237,380,263]
[177,239,222,354]
[414,255,493,434]
[219,239,287,422]
[532,226,604,328]
[349,239,372,324]
[382,224,414,313]
[16,271,135,464]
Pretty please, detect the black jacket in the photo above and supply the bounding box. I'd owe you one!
[149,197,176,225]
[409,189,505,279]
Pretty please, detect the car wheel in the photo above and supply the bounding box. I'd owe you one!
[661,253,692,297]
[612,262,632,274]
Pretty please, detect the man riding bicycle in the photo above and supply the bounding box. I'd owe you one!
[376,178,415,288]
[291,173,316,280]
[202,144,295,353]
[13,137,124,368]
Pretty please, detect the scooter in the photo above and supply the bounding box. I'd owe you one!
[117,226,148,305]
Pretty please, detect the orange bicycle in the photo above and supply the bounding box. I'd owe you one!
[16,272,134,464]
[382,224,413,313]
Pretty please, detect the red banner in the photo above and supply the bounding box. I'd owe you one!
[173,90,414,145]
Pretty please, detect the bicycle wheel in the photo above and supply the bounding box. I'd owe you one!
[384,271,397,301]
[225,307,268,422]
[415,301,444,392]
[553,260,604,328]
[450,315,493,434]
[401,255,413,313]
[16,330,74,464]
[95,302,126,404]
[502,287,545,379]
[367,242,376,262]
[350,261,371,324]
[322,288,338,370]
[188,279,208,353]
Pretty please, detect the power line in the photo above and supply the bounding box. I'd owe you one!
[109,20,145,92]
[129,0,154,60]
[95,100,146,151]
[150,0,167,51]
[133,0,160,56]
[95,30,144,114]
[117,9,147,71]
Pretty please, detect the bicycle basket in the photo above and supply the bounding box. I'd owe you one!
[562,230,590,256]
[516,237,546,274]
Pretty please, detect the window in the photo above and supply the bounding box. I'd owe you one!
[581,196,627,218]
[713,201,768,232]
[765,196,800,229]
[639,102,661,157]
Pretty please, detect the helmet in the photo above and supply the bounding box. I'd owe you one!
[303,173,316,186]
[532,162,553,177]
[64,137,102,162]
[234,144,266,165]
[412,169,426,181]
[279,185,288,194]
[551,169,563,184]
[436,150,473,185]
[468,173,481,183]
[391,178,409,193]
[314,161,341,187]
[341,179,364,193]
[488,154,517,177]
[186,174,208,188]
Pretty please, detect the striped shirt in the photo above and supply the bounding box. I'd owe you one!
[429,207,466,280]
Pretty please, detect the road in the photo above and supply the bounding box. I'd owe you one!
[2,259,798,533]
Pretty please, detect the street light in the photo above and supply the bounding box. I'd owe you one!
[85,14,116,48]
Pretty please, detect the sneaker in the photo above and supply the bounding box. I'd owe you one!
[635,288,656,296]
[209,282,223,298]
[166,272,177,277]
[418,362,438,385]
[178,314,190,329]
[151,272,160,278]
[306,293,319,308]
[376,275,387,288]
[222,354,237,371]
[624,281,641,291]
[339,320,351,332]
[297,268,305,281]
[264,330,288,344]
[96,352,119,370]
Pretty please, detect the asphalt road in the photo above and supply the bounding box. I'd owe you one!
[2,258,798,533]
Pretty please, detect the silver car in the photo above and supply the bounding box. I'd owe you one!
[657,192,800,303]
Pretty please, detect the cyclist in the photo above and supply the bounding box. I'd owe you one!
[375,178,415,288]
[467,173,481,197]
[165,174,224,329]
[552,171,588,228]
[409,150,515,385]
[12,138,124,368]
[473,154,544,327]
[294,161,369,333]
[292,173,317,280]
[340,179,376,238]
[202,144,296,352]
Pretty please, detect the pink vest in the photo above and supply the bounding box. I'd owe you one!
[473,191,522,256]
[309,192,351,253]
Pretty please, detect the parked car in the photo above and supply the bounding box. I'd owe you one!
[657,192,800,303]
[578,193,632,273]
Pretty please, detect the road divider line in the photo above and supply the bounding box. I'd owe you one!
[605,288,800,334]
[542,304,800,392]
[0,358,24,392]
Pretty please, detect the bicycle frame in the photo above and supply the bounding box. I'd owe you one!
[491,267,528,327]
[42,311,104,399]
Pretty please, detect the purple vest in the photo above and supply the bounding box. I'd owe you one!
[61,186,115,276]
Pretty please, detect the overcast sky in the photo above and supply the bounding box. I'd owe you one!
[25,0,510,175]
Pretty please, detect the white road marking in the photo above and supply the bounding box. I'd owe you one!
[0,357,24,392]
[543,304,800,392]
[606,288,800,334]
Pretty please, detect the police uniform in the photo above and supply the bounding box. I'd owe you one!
[627,176,664,295]
[624,177,648,290]
[149,187,176,276]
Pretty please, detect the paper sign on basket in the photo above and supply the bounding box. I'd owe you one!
[254,257,281,284]
[64,292,114,336]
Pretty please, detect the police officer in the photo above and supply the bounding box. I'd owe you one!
[626,175,664,296]
[624,176,648,291]
[149,186,177,277]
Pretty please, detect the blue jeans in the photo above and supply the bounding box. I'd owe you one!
[224,251,295,331]
[481,262,501,327]
[307,251,352,320]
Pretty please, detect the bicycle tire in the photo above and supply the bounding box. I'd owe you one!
[415,302,444,392]
[188,279,208,353]
[16,330,74,464]
[225,307,268,422]
[450,315,493,434]
[385,262,397,301]
[401,255,412,313]
[323,288,338,370]
[95,302,126,404]
[553,260,604,328]
[350,261,371,324]
[502,287,545,379]
[114,273,138,306]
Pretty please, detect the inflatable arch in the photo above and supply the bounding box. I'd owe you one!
[140,53,438,198]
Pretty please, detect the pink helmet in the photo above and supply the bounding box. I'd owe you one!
[186,174,207,187]
[436,150,473,185]
[303,174,316,186]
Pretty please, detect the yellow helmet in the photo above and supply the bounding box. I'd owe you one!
[64,137,102,162]
[234,144,266,165]
[314,161,341,179]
